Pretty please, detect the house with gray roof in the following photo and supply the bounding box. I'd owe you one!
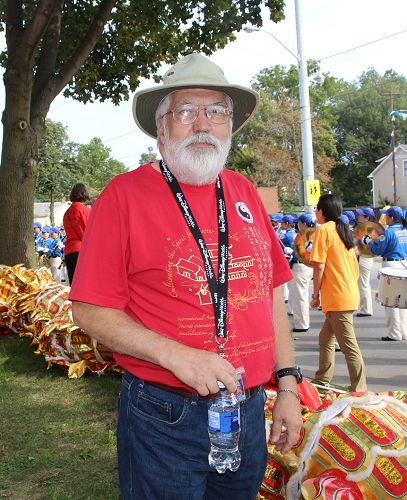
[368,145,407,207]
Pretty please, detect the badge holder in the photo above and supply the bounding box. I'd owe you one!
[232,360,248,402]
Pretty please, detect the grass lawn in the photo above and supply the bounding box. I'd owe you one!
[0,333,122,499]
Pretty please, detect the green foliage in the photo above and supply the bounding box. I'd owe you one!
[36,120,77,202]
[36,120,127,203]
[0,1,286,105]
[139,148,158,165]
[230,62,346,205]
[75,138,127,195]
[331,68,407,205]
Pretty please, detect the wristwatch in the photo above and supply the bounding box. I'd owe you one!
[274,366,303,384]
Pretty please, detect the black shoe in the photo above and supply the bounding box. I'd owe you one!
[356,313,372,317]
[287,312,293,317]
[292,328,309,332]
[335,341,341,352]
[381,336,398,341]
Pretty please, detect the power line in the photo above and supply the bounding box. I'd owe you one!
[317,28,407,62]
[103,130,138,143]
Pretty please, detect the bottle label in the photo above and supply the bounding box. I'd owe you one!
[208,409,240,433]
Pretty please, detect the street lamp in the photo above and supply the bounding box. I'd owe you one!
[244,0,315,213]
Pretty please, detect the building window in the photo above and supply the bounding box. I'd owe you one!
[404,159,407,176]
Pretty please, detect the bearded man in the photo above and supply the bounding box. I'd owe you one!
[70,53,302,500]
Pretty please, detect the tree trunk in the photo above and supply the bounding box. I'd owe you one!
[50,186,55,226]
[0,65,41,268]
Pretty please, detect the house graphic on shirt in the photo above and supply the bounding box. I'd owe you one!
[173,243,255,305]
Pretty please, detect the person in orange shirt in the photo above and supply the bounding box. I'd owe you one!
[310,194,367,392]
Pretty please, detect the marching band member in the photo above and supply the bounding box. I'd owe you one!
[33,221,42,252]
[280,215,297,314]
[47,227,65,283]
[290,214,314,333]
[343,210,356,229]
[355,207,377,317]
[364,206,407,341]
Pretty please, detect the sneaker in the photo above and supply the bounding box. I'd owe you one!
[292,328,309,332]
[381,336,398,341]
[356,313,372,317]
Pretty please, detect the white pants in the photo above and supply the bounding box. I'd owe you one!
[358,256,373,315]
[49,256,62,283]
[382,260,407,340]
[288,263,313,329]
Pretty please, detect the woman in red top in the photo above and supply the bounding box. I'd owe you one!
[63,183,91,285]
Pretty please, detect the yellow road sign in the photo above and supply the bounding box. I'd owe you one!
[305,179,321,206]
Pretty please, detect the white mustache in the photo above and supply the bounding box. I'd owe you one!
[184,133,220,149]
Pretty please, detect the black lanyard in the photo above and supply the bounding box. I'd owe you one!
[160,160,229,357]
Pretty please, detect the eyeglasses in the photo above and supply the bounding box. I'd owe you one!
[162,104,233,125]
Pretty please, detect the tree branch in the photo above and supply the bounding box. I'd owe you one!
[19,0,60,65]
[51,0,115,99]
[31,0,63,100]
[5,0,23,58]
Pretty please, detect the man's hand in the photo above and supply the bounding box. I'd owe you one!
[162,343,238,396]
[310,296,320,309]
[271,391,302,453]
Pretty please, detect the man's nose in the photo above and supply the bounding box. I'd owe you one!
[192,107,211,132]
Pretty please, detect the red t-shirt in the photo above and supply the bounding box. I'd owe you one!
[63,202,91,255]
[69,164,292,389]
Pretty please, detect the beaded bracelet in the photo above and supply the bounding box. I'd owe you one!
[276,388,300,402]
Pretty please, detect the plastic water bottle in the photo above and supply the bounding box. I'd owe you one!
[208,383,241,473]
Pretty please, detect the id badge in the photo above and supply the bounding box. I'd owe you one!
[234,363,248,402]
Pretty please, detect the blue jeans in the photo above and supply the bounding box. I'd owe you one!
[117,372,268,500]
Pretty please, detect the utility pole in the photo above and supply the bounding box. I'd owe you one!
[294,0,315,213]
[382,92,401,204]
[244,1,316,213]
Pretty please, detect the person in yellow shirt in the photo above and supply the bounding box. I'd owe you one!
[310,194,367,392]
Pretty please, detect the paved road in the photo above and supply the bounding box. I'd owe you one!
[290,259,407,393]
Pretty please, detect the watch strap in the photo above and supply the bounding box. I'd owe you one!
[275,366,302,383]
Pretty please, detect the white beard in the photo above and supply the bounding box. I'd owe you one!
[162,129,231,186]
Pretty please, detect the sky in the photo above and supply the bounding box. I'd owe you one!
[2,0,407,170]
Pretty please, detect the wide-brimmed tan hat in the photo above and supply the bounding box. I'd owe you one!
[132,52,259,138]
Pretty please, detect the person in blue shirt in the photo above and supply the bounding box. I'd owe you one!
[33,222,42,252]
[343,210,356,229]
[364,206,407,341]
[47,227,65,283]
[36,226,52,257]
[280,215,298,315]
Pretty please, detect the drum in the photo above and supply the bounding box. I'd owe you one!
[377,267,407,308]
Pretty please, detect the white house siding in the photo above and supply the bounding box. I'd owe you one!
[370,147,407,207]
[33,201,71,227]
